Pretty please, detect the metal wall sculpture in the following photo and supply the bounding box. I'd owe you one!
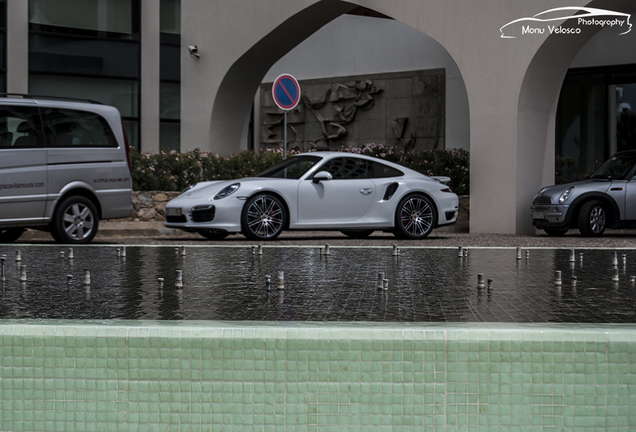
[259,69,445,152]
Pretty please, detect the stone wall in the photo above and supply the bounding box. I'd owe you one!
[131,191,181,221]
[131,191,469,223]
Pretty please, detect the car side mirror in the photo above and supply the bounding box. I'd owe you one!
[312,171,333,184]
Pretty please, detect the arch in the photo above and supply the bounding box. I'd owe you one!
[209,0,357,154]
[515,0,635,234]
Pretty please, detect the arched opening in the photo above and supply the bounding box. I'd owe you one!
[515,0,635,233]
[209,0,469,159]
[209,1,357,154]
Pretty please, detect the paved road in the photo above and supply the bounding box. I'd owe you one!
[16,221,636,248]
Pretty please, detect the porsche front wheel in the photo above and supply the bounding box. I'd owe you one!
[241,194,286,240]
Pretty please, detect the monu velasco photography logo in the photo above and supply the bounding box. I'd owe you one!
[500,6,632,38]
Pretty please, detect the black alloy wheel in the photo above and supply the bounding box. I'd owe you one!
[241,194,286,240]
[393,194,436,239]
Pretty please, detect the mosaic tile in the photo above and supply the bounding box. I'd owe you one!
[0,321,634,430]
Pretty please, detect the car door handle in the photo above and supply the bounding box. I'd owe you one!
[360,188,373,195]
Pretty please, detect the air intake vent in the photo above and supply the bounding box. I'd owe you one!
[383,183,399,200]
[191,205,215,222]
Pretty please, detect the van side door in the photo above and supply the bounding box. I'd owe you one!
[41,107,131,219]
[0,103,48,225]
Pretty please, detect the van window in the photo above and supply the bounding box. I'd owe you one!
[40,108,118,148]
[0,106,44,148]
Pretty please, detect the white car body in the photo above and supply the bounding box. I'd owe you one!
[164,152,459,240]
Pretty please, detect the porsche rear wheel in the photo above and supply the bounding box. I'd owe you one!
[241,194,286,240]
[393,194,436,239]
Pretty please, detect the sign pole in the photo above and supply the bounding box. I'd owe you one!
[272,74,300,161]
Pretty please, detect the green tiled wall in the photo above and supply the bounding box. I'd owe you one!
[0,321,635,431]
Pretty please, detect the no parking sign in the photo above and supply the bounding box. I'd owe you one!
[272,74,301,158]
[272,74,301,110]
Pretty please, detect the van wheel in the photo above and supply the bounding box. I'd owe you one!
[51,196,99,244]
[0,228,25,243]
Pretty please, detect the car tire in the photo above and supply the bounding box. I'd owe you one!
[50,196,99,244]
[241,194,286,240]
[393,193,436,239]
[340,230,374,239]
[578,200,606,237]
[544,227,568,236]
[197,229,229,240]
[0,228,25,243]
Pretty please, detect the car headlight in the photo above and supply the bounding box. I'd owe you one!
[214,183,240,200]
[558,187,574,203]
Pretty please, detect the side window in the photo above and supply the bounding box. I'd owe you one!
[318,157,370,179]
[369,161,404,178]
[0,106,44,149]
[40,108,118,148]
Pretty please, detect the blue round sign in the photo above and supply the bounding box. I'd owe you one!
[272,74,301,110]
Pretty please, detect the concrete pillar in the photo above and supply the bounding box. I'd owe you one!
[6,0,29,94]
[141,0,161,153]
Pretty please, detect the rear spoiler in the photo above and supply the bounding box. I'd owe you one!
[430,176,451,185]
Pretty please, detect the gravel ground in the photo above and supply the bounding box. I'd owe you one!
[16,221,636,248]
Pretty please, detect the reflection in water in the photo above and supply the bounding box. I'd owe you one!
[0,246,634,322]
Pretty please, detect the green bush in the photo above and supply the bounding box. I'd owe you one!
[130,145,470,195]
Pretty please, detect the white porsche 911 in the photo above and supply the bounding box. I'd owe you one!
[164,152,459,240]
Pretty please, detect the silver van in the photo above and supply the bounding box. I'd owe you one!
[0,95,133,244]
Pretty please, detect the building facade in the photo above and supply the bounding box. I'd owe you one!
[2,0,635,234]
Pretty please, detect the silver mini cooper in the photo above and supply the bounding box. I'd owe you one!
[531,150,636,236]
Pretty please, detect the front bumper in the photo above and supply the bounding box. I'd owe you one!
[530,204,570,229]
[164,196,244,233]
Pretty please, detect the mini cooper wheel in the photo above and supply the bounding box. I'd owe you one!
[0,228,25,243]
[51,196,99,244]
[241,194,286,240]
[393,194,436,239]
[578,200,606,237]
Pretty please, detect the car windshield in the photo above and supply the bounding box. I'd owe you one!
[256,155,322,179]
[590,153,636,180]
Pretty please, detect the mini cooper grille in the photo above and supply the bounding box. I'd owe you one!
[191,205,215,222]
[533,196,552,205]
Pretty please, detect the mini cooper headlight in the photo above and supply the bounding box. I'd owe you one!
[214,183,240,200]
[558,187,574,203]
